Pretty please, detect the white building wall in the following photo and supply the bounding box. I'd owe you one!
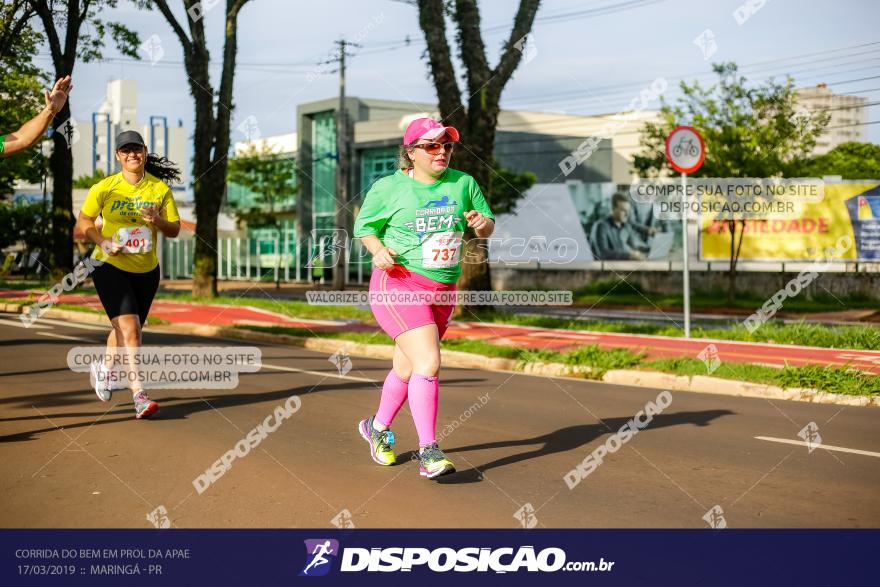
[50,79,189,188]
[233,133,298,156]
[105,79,138,129]
[796,84,866,155]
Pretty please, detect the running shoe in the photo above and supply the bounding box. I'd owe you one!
[90,362,113,401]
[91,363,126,398]
[133,391,159,419]
[358,416,396,466]
[417,443,455,479]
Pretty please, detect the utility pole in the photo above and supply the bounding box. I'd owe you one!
[332,39,359,290]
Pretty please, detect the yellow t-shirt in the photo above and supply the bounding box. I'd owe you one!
[81,172,180,273]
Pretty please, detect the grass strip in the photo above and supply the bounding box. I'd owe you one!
[235,325,876,396]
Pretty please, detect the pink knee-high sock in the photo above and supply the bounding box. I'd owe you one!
[375,370,409,428]
[408,373,439,447]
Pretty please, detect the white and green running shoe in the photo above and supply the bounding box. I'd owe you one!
[417,443,455,479]
[358,416,396,466]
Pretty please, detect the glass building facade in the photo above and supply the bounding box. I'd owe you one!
[359,146,398,193]
[311,110,337,234]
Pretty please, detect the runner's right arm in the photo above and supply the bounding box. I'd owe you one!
[76,212,120,256]
[353,178,396,269]
[360,235,397,269]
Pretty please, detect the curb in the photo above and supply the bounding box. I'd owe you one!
[1,303,110,325]
[155,320,880,408]
[3,304,876,408]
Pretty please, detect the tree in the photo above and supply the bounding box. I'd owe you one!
[30,0,141,277]
[0,2,46,196]
[0,202,49,278]
[151,0,253,298]
[72,168,107,188]
[784,142,880,180]
[415,0,541,300]
[227,143,297,289]
[0,1,36,61]
[633,62,829,303]
[13,202,49,278]
[486,162,536,215]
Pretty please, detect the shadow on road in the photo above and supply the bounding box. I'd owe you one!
[436,409,735,484]
[0,380,363,442]
[0,367,72,379]
[0,377,482,443]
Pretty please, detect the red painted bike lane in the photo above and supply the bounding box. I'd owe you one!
[443,322,880,374]
[3,290,877,374]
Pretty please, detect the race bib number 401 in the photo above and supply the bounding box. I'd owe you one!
[114,226,153,254]
[421,231,462,269]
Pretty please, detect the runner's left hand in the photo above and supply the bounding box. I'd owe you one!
[465,210,489,231]
[141,205,159,224]
[45,76,72,113]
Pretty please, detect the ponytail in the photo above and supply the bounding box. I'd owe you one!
[144,153,182,185]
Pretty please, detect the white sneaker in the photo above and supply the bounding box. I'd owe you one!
[90,362,122,401]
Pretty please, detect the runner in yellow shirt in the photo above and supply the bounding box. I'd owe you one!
[75,130,182,418]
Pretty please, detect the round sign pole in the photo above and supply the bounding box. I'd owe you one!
[681,171,690,338]
[665,125,705,339]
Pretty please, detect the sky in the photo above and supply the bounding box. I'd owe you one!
[31,0,880,157]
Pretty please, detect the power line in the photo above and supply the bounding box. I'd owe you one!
[481,119,879,158]
[829,75,880,86]
[353,94,879,149]
[501,51,880,108]
[495,63,880,122]
[339,41,880,118]
[708,41,880,71]
[481,77,880,137]
[507,68,880,116]
[359,0,670,53]
[459,119,880,155]
[840,87,880,95]
[32,54,318,75]
[502,70,878,114]
[487,0,668,33]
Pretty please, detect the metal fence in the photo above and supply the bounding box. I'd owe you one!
[159,235,373,284]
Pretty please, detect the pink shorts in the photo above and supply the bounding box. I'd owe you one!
[370,265,457,340]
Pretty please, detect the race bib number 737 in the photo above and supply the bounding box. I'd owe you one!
[421,231,462,269]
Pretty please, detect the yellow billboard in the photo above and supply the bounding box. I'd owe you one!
[699,183,880,261]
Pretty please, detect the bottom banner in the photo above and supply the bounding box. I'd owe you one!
[2,529,875,585]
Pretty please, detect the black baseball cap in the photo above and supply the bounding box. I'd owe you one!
[115,130,146,150]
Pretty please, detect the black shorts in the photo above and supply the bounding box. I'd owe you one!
[91,263,161,325]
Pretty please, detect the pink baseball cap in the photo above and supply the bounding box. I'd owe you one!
[403,117,460,145]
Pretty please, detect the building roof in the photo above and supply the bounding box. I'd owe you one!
[351,98,662,144]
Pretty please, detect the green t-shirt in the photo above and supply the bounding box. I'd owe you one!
[354,168,495,284]
[0,134,5,155]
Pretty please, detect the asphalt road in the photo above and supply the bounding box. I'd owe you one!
[1,316,878,529]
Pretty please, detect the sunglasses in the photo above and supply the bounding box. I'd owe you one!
[410,141,456,155]
[117,145,145,155]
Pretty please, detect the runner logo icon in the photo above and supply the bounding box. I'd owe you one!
[300,539,340,577]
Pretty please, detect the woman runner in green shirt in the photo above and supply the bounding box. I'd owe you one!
[354,118,495,479]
